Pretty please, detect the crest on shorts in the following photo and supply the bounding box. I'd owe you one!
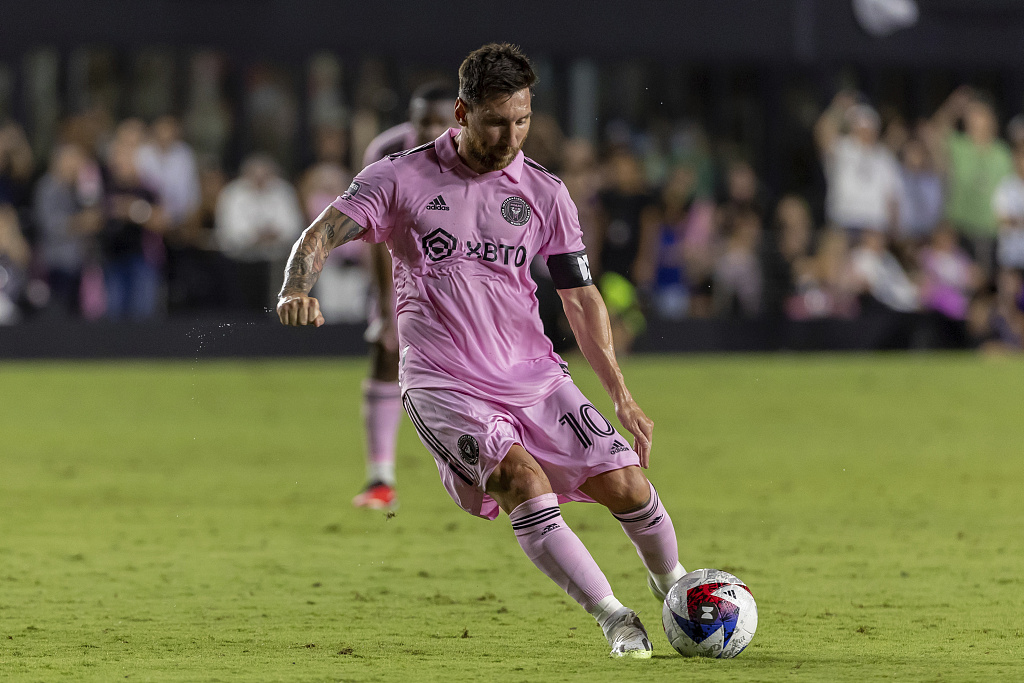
[457,435,480,465]
[501,196,531,226]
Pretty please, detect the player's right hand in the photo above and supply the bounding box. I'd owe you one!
[277,295,325,327]
[615,399,653,469]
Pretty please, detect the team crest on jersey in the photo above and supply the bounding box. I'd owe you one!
[421,228,458,261]
[501,196,532,226]
[342,181,360,199]
[457,435,480,465]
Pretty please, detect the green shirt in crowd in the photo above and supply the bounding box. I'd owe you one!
[945,131,1014,237]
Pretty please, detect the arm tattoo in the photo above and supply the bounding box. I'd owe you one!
[279,207,366,298]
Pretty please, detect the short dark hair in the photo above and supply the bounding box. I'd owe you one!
[458,43,537,109]
[410,80,457,104]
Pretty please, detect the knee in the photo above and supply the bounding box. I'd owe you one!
[588,466,651,514]
[486,448,552,512]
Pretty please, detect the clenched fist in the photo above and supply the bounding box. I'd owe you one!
[277,295,325,327]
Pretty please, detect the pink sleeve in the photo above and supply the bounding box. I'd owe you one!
[330,158,397,244]
[538,184,587,257]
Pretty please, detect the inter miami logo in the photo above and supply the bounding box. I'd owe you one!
[457,435,479,465]
[421,228,458,261]
[501,196,532,226]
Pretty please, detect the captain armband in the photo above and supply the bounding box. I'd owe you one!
[547,250,594,289]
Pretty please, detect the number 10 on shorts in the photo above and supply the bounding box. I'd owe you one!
[559,403,615,448]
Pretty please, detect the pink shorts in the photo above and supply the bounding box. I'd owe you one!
[402,381,641,520]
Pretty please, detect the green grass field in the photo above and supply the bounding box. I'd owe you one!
[1,354,1023,682]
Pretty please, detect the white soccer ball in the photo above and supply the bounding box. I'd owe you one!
[662,568,758,658]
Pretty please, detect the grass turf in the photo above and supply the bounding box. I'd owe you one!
[0,354,1022,682]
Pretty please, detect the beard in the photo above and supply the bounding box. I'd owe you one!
[463,130,523,172]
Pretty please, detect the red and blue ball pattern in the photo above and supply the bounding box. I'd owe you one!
[662,569,758,658]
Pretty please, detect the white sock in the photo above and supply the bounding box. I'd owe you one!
[588,595,625,629]
[650,562,686,596]
[367,461,396,486]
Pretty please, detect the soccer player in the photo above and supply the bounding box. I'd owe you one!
[277,44,685,658]
[352,82,458,510]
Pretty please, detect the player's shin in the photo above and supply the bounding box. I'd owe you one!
[362,379,401,485]
[613,481,685,599]
[510,493,618,620]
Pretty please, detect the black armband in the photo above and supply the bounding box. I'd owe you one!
[547,250,594,289]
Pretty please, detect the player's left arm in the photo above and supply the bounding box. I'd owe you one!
[556,281,654,467]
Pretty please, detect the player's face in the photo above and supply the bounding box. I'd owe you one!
[456,88,532,172]
[410,99,458,145]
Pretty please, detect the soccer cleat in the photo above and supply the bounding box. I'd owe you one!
[352,481,397,510]
[648,572,668,603]
[602,607,653,659]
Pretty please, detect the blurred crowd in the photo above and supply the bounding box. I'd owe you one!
[545,84,1024,353]
[1,68,1022,353]
[0,110,355,325]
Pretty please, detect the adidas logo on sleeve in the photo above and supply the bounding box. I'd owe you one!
[425,195,449,211]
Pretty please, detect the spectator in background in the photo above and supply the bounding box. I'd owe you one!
[760,194,814,317]
[655,164,714,320]
[561,139,603,249]
[717,159,768,220]
[0,204,30,324]
[165,159,228,311]
[215,153,304,311]
[0,120,35,210]
[788,229,859,320]
[298,124,353,222]
[992,146,1024,277]
[521,112,565,173]
[1006,114,1024,155]
[970,268,1024,352]
[713,207,763,317]
[593,150,660,350]
[109,118,148,158]
[896,135,943,246]
[928,87,1013,280]
[32,143,104,315]
[594,149,661,287]
[849,230,918,314]
[136,115,200,228]
[101,137,168,320]
[815,92,902,240]
[917,223,977,347]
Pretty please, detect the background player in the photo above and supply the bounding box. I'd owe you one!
[352,83,458,510]
[277,44,685,658]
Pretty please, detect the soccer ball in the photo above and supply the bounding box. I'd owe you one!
[662,568,757,658]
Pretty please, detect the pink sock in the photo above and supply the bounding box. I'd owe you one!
[362,379,401,485]
[510,493,613,612]
[614,482,680,575]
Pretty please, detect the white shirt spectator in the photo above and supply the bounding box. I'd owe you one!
[850,245,919,312]
[136,140,200,226]
[825,136,902,231]
[215,174,304,261]
[993,174,1024,269]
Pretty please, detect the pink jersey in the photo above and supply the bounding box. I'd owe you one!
[332,128,585,406]
[362,122,419,169]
